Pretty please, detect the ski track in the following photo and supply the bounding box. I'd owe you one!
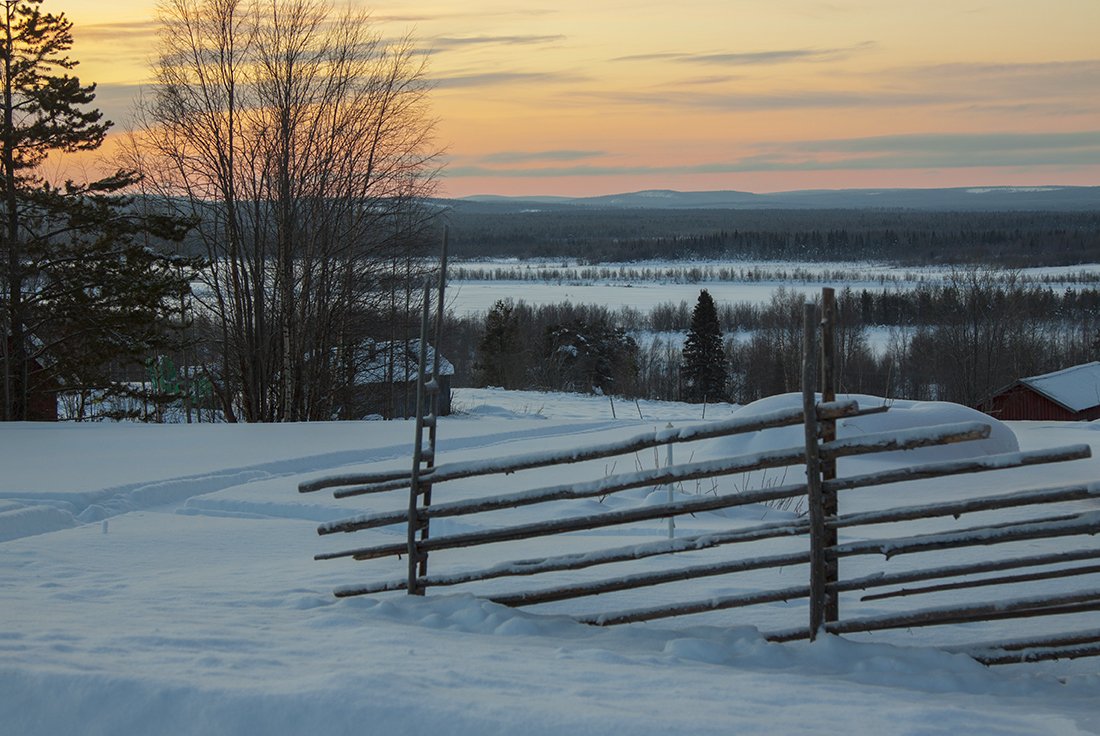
[0,418,631,543]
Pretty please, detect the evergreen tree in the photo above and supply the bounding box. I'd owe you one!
[542,318,638,395]
[1,0,196,420]
[475,299,524,388]
[682,289,727,403]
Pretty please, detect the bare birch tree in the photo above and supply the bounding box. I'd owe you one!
[131,0,438,421]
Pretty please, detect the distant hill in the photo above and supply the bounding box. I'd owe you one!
[451,186,1099,212]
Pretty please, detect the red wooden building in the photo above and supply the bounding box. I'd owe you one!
[3,335,59,421]
[985,362,1100,421]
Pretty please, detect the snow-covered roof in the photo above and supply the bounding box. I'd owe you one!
[1019,361,1100,412]
[358,339,454,385]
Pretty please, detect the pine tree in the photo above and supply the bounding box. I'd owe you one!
[682,289,727,403]
[1,0,197,420]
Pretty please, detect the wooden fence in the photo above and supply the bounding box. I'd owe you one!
[301,289,1100,664]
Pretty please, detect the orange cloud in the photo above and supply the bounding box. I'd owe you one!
[34,0,1100,196]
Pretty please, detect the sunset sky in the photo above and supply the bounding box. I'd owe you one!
[55,0,1100,197]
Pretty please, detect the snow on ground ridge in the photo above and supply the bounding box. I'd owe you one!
[2,388,1099,735]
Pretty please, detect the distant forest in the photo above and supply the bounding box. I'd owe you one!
[443,207,1100,267]
[444,276,1100,409]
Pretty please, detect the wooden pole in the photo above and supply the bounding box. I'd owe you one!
[859,562,1100,602]
[969,642,1100,666]
[831,511,1100,560]
[306,400,868,497]
[324,452,1092,561]
[948,629,1100,664]
[335,532,811,597]
[820,287,838,622]
[834,548,1100,598]
[406,280,432,595]
[418,228,449,577]
[666,428,675,539]
[802,302,826,640]
[767,589,1100,642]
[323,491,815,561]
[578,584,813,626]
[490,550,810,607]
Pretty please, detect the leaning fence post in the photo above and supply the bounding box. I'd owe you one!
[665,423,675,539]
[418,229,449,577]
[802,302,826,639]
[820,287,838,623]
[407,279,432,595]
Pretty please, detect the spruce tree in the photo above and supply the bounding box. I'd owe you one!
[682,289,727,403]
[475,300,523,388]
[1,0,196,420]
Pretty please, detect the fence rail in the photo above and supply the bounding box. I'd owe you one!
[304,286,1100,664]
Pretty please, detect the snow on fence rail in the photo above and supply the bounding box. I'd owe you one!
[301,288,1100,665]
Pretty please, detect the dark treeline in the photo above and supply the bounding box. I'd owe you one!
[647,283,1100,333]
[445,208,1100,267]
[442,273,1100,409]
[450,263,1100,286]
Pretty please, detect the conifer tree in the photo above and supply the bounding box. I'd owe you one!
[682,289,727,403]
[1,0,196,420]
[475,300,524,388]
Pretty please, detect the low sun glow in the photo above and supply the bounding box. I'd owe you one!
[51,0,1100,196]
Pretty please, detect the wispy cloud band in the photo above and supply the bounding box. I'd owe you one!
[613,42,874,66]
[448,131,1100,178]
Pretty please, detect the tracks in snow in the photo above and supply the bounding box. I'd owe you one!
[0,419,632,543]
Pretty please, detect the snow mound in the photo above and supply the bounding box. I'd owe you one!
[463,403,548,419]
[700,393,1018,469]
[0,504,76,542]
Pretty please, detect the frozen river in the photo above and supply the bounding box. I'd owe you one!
[444,259,1100,316]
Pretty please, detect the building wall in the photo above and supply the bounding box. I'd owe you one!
[353,375,452,420]
[986,384,1096,421]
[5,336,59,421]
[27,386,58,421]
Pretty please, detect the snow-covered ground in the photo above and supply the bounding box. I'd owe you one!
[2,389,1099,735]
[445,259,1100,316]
[448,279,821,316]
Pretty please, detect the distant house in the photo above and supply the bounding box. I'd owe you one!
[985,362,1100,421]
[354,340,453,419]
[3,334,59,421]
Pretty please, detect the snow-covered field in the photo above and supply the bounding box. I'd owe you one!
[446,259,1100,316]
[448,279,821,316]
[2,389,1099,735]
